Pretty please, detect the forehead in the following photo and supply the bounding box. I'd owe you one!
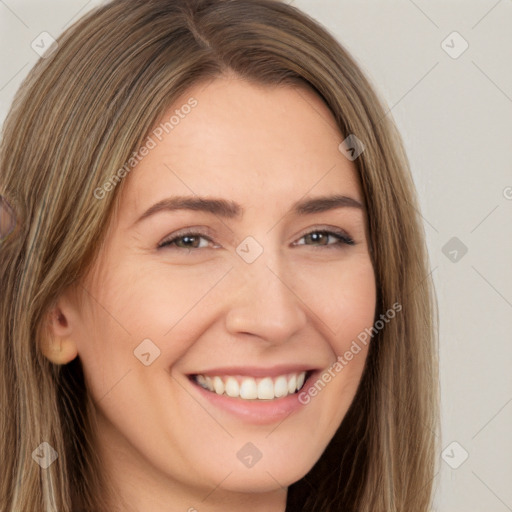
[119,77,363,220]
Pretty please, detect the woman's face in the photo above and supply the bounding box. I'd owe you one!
[63,77,376,508]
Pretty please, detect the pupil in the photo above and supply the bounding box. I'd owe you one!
[310,232,326,245]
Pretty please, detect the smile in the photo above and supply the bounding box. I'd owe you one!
[192,371,311,401]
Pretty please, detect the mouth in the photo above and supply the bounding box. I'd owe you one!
[188,370,314,401]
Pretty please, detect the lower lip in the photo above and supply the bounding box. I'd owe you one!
[188,371,319,425]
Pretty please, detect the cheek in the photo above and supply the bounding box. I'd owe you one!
[293,258,376,430]
[295,256,377,346]
[115,260,233,344]
[75,260,233,374]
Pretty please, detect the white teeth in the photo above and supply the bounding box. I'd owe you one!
[225,377,239,397]
[212,376,225,395]
[194,371,309,400]
[239,378,258,399]
[296,372,305,390]
[257,377,274,400]
[274,376,288,398]
[287,374,297,394]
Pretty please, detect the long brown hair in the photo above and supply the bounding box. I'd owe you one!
[0,0,439,510]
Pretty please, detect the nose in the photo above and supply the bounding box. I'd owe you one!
[224,256,308,344]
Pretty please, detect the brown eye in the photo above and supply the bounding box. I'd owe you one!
[295,229,354,249]
[158,231,213,250]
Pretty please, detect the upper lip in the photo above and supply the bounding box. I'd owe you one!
[189,364,319,378]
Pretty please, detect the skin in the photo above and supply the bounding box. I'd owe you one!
[46,75,377,512]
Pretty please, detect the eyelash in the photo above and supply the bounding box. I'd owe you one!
[158,227,355,251]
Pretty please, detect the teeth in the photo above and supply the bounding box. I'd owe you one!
[287,374,297,394]
[194,371,308,400]
[274,376,288,398]
[225,377,239,398]
[240,378,258,399]
[296,372,305,390]
[258,377,274,400]
[212,376,225,395]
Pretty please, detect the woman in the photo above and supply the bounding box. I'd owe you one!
[0,0,439,510]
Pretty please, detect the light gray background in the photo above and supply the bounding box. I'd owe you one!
[1,1,511,511]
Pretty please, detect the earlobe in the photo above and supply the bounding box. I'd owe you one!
[40,306,79,365]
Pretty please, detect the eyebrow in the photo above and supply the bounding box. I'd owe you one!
[134,193,364,224]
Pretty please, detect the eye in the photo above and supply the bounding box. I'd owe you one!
[294,228,355,249]
[158,230,216,250]
[158,227,355,251]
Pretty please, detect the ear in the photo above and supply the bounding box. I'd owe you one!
[40,301,79,365]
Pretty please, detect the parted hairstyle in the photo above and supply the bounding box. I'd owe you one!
[0,0,439,510]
